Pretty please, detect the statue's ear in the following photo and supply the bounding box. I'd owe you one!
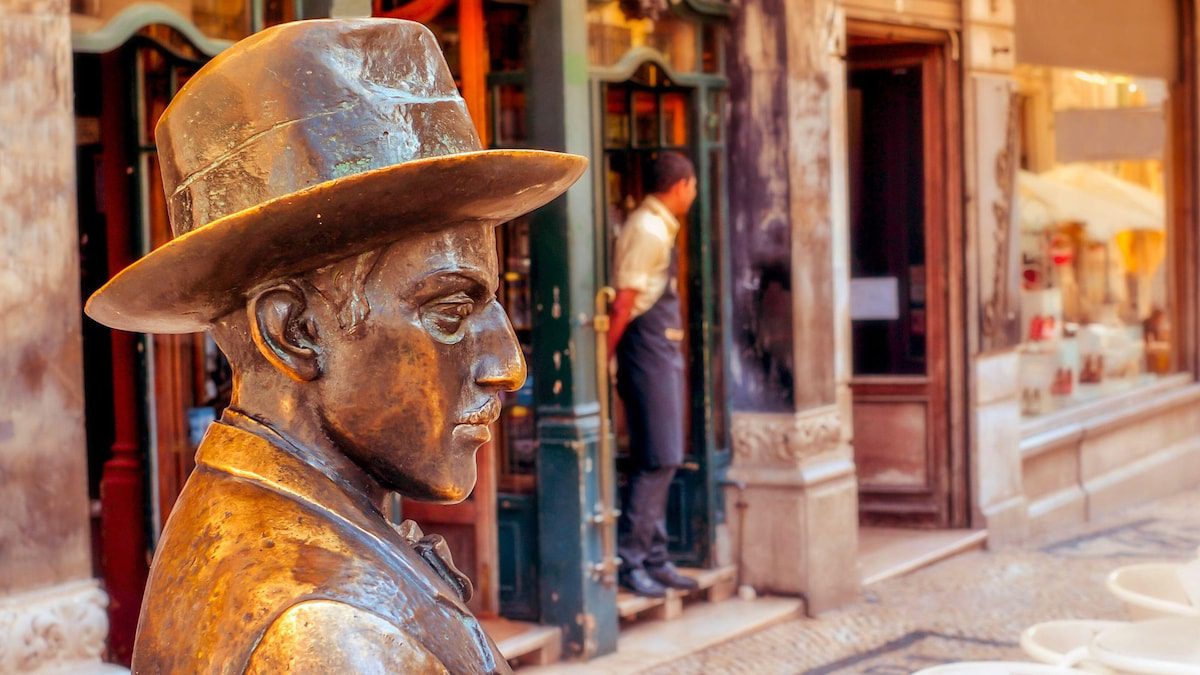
[247,283,321,382]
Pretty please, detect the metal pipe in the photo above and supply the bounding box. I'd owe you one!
[720,477,748,589]
[592,287,619,586]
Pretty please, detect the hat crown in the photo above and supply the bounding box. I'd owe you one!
[155,19,481,237]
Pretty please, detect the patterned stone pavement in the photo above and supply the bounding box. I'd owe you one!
[645,488,1200,674]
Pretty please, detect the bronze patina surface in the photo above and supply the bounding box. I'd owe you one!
[84,18,586,673]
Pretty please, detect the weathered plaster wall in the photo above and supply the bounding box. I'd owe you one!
[726,0,859,614]
[726,0,796,412]
[0,0,92,596]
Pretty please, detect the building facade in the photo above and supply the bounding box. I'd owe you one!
[3,0,1200,669]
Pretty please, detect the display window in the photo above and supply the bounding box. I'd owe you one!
[586,0,726,75]
[1016,65,1174,417]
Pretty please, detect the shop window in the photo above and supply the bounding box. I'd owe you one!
[632,90,659,146]
[661,91,689,147]
[586,0,701,73]
[71,0,252,40]
[1016,64,1174,417]
[192,0,251,40]
[605,86,631,147]
[701,22,721,74]
[491,83,527,145]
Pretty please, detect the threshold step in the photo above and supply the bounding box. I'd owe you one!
[617,565,737,623]
[482,617,562,667]
[859,527,987,586]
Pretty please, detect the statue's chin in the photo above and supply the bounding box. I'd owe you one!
[385,468,477,505]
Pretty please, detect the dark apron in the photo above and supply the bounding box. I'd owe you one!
[616,247,684,469]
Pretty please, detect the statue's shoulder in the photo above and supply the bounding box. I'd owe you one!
[246,599,449,674]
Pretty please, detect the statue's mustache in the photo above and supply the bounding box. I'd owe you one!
[457,398,500,426]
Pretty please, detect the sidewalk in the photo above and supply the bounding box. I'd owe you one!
[642,486,1200,673]
[535,485,1200,667]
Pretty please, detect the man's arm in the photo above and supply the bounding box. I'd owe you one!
[607,288,639,354]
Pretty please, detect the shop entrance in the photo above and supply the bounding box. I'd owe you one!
[846,37,968,529]
[598,61,727,569]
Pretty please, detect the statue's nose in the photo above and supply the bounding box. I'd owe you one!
[474,302,526,393]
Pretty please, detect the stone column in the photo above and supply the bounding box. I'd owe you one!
[0,0,115,671]
[724,0,860,614]
[963,0,1028,546]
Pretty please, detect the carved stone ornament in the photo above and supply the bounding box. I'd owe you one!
[731,407,842,465]
[0,579,109,673]
[981,88,1020,347]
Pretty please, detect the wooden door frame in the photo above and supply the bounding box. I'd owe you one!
[846,25,969,528]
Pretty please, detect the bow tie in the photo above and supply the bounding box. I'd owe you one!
[393,519,474,603]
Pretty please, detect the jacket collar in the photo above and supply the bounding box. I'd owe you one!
[193,412,473,615]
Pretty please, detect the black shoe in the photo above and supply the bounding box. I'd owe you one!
[646,562,699,591]
[620,567,668,598]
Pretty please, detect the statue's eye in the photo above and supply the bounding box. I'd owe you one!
[422,292,475,343]
[433,302,472,333]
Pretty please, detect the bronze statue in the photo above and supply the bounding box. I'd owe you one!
[85,18,586,673]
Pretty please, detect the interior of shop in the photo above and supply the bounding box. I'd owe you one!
[1014,65,1174,419]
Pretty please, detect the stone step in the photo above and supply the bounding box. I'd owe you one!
[482,617,563,668]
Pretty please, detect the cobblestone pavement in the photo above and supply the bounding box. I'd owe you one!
[646,488,1200,674]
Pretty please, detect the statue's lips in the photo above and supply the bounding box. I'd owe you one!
[452,424,491,445]
[452,398,500,446]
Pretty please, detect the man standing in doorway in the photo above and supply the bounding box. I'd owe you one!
[607,151,699,598]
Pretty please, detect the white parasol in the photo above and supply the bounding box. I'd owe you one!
[1018,168,1163,241]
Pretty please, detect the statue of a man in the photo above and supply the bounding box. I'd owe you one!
[85,18,585,673]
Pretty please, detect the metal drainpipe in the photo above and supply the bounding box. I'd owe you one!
[719,477,749,589]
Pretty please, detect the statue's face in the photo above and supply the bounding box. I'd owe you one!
[316,223,525,502]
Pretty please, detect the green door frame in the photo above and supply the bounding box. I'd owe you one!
[528,0,618,659]
[527,0,730,658]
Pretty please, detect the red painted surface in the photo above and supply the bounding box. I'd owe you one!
[97,49,148,666]
[373,0,454,23]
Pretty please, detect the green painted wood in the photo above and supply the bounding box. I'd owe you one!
[528,0,619,659]
[498,492,540,621]
[536,419,617,658]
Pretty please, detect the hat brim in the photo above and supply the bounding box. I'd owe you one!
[85,149,587,334]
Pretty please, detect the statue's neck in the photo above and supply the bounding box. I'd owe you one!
[220,407,389,512]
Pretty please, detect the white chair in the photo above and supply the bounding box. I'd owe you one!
[1020,620,1125,673]
[912,662,1083,674]
[1088,617,1200,674]
[1107,563,1200,621]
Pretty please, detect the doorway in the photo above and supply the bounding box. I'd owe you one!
[846,34,967,531]
[601,67,703,566]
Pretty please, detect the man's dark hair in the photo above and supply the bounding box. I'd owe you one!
[649,151,695,194]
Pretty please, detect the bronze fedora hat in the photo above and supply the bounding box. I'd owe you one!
[86,18,587,334]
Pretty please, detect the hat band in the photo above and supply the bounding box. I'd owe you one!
[166,97,480,237]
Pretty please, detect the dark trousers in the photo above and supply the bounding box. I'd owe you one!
[617,464,677,571]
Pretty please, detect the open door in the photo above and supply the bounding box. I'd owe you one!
[847,40,966,528]
[600,67,713,565]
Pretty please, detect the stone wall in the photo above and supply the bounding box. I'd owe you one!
[0,0,110,669]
